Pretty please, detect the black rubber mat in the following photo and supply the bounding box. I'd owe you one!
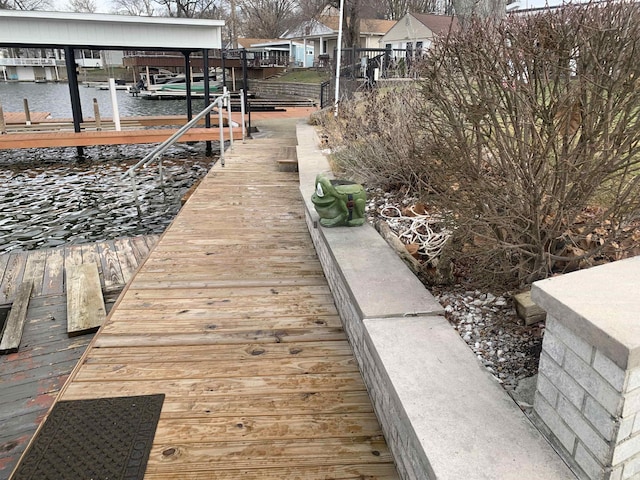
[11,394,165,480]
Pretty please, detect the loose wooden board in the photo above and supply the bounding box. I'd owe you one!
[0,281,33,354]
[66,263,106,336]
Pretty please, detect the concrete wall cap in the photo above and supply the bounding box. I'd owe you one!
[532,256,640,370]
[364,316,576,479]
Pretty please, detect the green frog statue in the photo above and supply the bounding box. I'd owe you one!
[311,174,367,227]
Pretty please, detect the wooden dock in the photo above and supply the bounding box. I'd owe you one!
[16,126,399,478]
[0,108,317,150]
[0,235,159,479]
[0,235,159,307]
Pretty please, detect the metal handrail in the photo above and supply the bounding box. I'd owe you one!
[124,90,241,215]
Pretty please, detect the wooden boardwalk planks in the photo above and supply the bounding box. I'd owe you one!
[0,235,159,305]
[42,132,400,479]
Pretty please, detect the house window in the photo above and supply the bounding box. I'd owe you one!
[416,41,423,56]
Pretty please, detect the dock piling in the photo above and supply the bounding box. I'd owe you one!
[93,98,102,131]
[0,102,6,134]
[23,99,31,126]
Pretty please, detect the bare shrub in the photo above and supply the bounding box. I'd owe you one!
[322,1,640,288]
[416,1,640,286]
[318,83,429,193]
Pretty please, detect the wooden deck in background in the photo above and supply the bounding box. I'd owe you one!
[34,128,399,478]
[0,108,317,150]
[0,235,159,479]
[0,127,240,150]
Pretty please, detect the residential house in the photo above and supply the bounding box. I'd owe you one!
[282,9,396,67]
[236,38,313,67]
[379,12,458,54]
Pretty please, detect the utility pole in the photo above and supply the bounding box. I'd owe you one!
[230,0,237,49]
[334,0,345,117]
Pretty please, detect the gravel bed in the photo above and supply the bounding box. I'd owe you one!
[366,188,543,392]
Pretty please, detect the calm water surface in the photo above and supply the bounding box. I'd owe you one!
[0,82,218,255]
[0,81,211,118]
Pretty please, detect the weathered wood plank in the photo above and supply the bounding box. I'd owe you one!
[143,234,160,251]
[126,285,332,299]
[129,276,329,289]
[66,263,106,336]
[0,252,27,305]
[0,254,12,303]
[21,250,47,297]
[154,413,383,443]
[63,245,84,272]
[156,391,375,418]
[130,235,151,264]
[0,281,33,354]
[87,341,354,363]
[79,243,103,289]
[73,356,358,382]
[142,437,393,472]
[41,248,64,296]
[113,238,138,283]
[144,464,399,480]
[62,373,367,399]
[92,328,346,348]
[0,291,93,480]
[100,315,342,335]
[98,240,125,291]
[111,299,337,316]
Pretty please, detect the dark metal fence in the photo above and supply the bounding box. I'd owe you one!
[319,80,333,109]
[321,46,417,107]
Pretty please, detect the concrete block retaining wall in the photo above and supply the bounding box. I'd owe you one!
[532,258,640,480]
[296,121,576,479]
[248,80,321,99]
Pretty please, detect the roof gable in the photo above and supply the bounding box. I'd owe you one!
[410,13,459,35]
[237,37,282,48]
[283,15,396,40]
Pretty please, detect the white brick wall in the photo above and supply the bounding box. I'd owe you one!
[534,309,640,479]
[305,208,425,480]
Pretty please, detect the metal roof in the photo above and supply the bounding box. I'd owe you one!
[0,11,224,50]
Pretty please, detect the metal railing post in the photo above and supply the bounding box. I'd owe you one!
[123,93,230,207]
[129,170,142,216]
[225,87,233,151]
[218,103,225,166]
[240,89,246,143]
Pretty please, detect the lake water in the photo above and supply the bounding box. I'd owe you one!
[0,82,219,255]
[0,81,211,118]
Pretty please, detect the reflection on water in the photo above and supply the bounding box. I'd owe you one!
[0,82,220,255]
[0,81,212,118]
[0,141,216,255]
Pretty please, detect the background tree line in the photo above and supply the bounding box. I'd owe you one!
[0,0,488,44]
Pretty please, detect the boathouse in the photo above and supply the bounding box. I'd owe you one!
[0,11,225,132]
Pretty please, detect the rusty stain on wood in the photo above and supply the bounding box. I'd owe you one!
[0,235,159,478]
